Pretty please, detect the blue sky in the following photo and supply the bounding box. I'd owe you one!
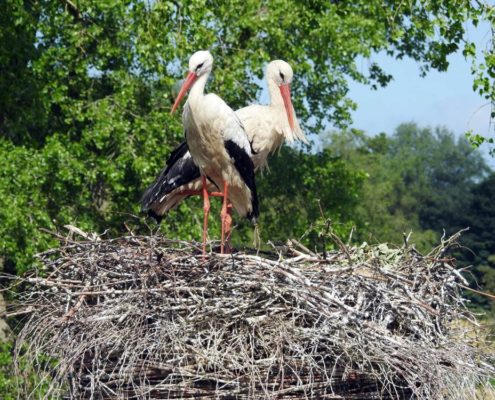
[348,53,491,137]
[347,22,494,166]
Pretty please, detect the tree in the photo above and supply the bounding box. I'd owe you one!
[454,173,495,314]
[389,124,489,233]
[246,146,365,249]
[322,124,489,251]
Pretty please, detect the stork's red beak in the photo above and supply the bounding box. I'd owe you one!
[279,84,295,131]
[171,72,198,113]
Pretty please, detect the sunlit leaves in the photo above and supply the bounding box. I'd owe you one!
[463,2,495,153]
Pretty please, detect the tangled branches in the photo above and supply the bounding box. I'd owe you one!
[10,233,494,399]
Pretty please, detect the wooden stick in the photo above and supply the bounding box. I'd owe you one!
[459,284,495,301]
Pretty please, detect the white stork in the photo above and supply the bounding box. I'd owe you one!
[168,50,258,255]
[237,59,308,170]
[141,60,306,231]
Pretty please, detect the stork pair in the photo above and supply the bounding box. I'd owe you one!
[141,51,307,256]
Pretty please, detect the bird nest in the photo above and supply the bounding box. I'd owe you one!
[10,231,494,399]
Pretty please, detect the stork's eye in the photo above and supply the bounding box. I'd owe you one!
[279,71,285,81]
[195,62,204,72]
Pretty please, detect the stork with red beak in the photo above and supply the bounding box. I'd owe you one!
[168,50,258,255]
[237,59,308,170]
[141,60,306,229]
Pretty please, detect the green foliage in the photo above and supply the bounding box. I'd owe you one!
[322,124,488,252]
[0,342,14,398]
[0,0,493,272]
[0,341,51,399]
[0,342,18,400]
[465,2,495,154]
[248,146,365,249]
[0,140,55,274]
[390,124,489,232]
[454,173,495,314]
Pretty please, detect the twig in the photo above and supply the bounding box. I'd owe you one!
[459,284,495,301]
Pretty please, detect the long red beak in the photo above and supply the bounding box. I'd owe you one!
[171,72,198,114]
[279,84,295,131]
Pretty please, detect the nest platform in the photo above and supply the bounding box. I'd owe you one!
[12,233,494,399]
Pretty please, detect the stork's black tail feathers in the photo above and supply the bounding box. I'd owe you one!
[146,209,164,224]
[140,142,201,222]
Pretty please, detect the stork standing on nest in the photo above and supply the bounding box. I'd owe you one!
[141,60,306,241]
[168,50,258,256]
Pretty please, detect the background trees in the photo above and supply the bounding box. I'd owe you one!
[454,173,495,314]
[2,0,494,273]
[316,124,489,250]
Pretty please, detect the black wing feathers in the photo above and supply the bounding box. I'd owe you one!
[140,141,201,213]
[224,140,259,222]
[165,141,189,168]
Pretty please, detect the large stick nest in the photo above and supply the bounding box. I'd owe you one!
[11,231,494,399]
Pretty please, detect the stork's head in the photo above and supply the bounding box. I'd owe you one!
[171,50,213,113]
[266,60,294,86]
[188,50,213,76]
[266,60,295,131]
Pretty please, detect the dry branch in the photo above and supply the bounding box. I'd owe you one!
[10,233,495,399]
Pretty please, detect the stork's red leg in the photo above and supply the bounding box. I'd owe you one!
[220,181,230,254]
[224,202,233,253]
[201,175,210,259]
